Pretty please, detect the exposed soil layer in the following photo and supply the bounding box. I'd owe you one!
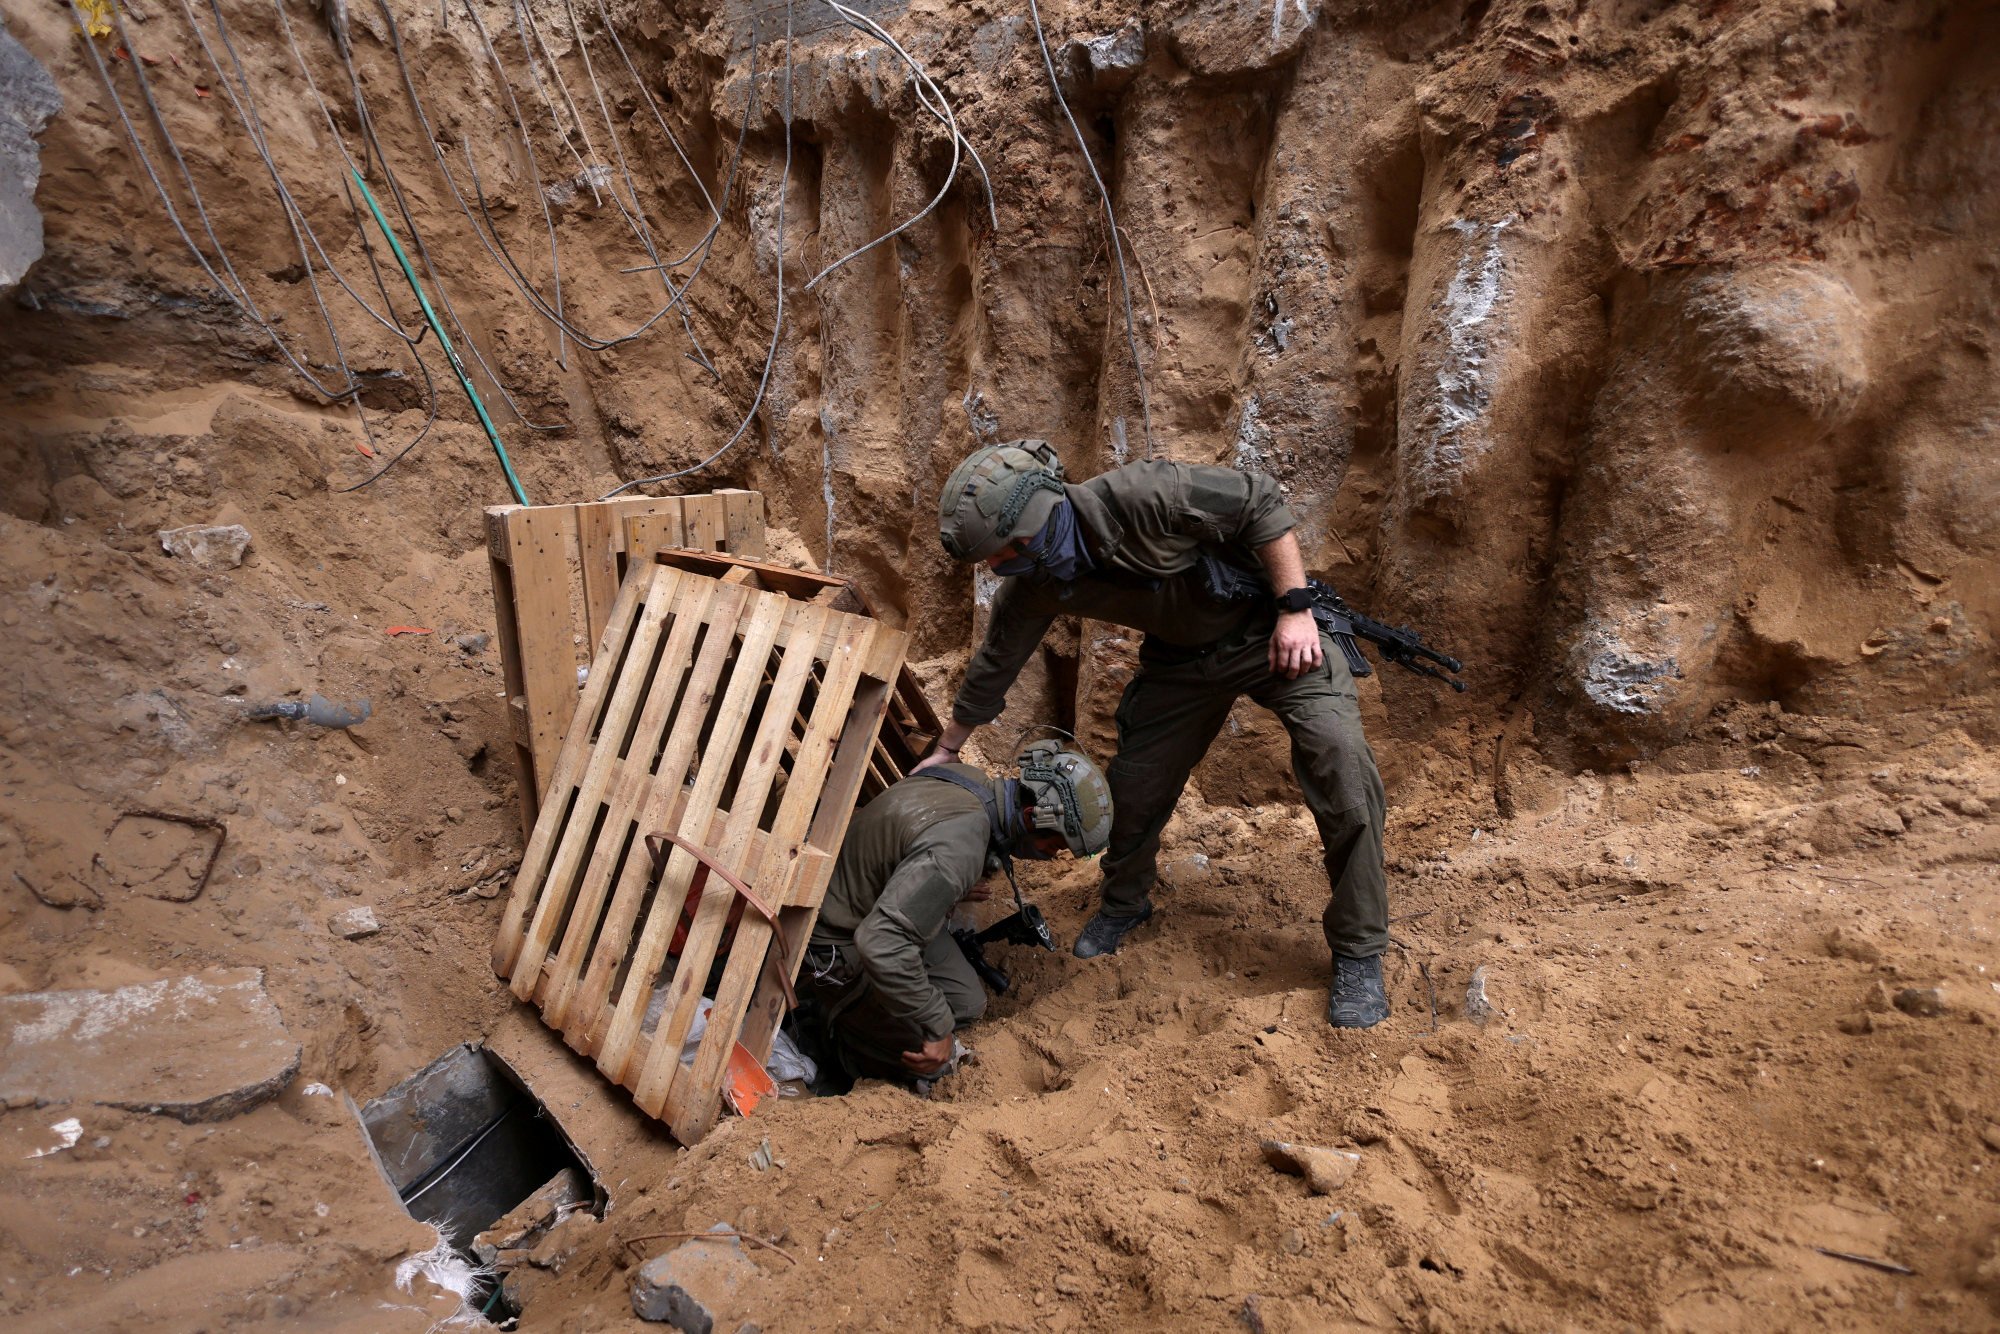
[1,0,1997,1328]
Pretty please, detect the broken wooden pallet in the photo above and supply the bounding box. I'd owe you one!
[491,560,906,1144]
[486,491,765,834]
[647,548,942,800]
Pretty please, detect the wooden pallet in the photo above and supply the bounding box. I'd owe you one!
[647,549,942,799]
[486,492,765,834]
[491,561,906,1144]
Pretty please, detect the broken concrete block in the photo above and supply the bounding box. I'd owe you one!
[632,1223,758,1331]
[473,1165,594,1267]
[1064,23,1145,92]
[330,906,381,939]
[0,27,60,294]
[0,968,299,1121]
[1259,1139,1360,1195]
[158,523,253,569]
[1167,0,1318,76]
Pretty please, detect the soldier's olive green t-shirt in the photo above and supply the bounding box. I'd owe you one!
[954,461,1296,726]
[813,765,995,1042]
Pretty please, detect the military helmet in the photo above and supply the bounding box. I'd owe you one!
[1015,739,1112,859]
[939,439,1068,562]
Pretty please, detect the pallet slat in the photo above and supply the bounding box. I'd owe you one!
[493,562,907,1142]
[647,549,943,802]
[486,493,768,835]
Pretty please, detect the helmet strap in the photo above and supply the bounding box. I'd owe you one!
[996,778,1028,912]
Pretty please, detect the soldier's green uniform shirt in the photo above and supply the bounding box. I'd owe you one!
[950,459,1392,959]
[955,461,1295,725]
[807,765,994,1069]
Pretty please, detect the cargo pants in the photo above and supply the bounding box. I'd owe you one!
[801,933,986,1082]
[1098,617,1390,959]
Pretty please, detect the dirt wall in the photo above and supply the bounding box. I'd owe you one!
[8,0,1995,779]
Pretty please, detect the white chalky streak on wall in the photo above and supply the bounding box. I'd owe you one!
[819,405,838,575]
[1270,0,1311,45]
[1234,393,1268,472]
[1421,217,1514,499]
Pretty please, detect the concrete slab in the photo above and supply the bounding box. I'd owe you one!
[0,968,300,1122]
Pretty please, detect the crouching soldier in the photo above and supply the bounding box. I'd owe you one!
[802,741,1111,1085]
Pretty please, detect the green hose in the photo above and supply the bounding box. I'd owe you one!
[348,167,531,506]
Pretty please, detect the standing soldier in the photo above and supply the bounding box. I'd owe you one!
[922,441,1393,1028]
[803,741,1112,1084]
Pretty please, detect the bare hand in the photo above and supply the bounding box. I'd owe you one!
[901,1034,954,1075]
[963,880,993,903]
[912,750,952,773]
[1268,610,1324,679]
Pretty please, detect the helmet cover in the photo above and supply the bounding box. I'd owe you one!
[938,439,1068,562]
[1014,739,1112,859]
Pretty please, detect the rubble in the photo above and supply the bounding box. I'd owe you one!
[632,1223,759,1331]
[1893,987,1946,1018]
[472,1166,594,1267]
[157,523,253,569]
[329,906,381,939]
[0,26,59,293]
[1465,966,1498,1025]
[0,968,299,1121]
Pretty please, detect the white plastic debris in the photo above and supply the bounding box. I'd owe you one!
[395,1228,492,1322]
[651,992,818,1087]
[26,1117,82,1159]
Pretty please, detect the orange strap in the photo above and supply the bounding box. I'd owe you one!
[644,831,797,1011]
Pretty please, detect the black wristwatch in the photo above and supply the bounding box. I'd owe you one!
[1275,587,1315,614]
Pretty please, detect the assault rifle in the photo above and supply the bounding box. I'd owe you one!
[1198,554,1467,692]
[952,905,1056,995]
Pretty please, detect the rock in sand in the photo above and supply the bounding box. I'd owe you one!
[330,906,380,939]
[157,523,253,569]
[1259,1139,1361,1194]
[1466,965,1498,1024]
[1893,987,1946,1018]
[0,967,299,1121]
[633,1223,758,1331]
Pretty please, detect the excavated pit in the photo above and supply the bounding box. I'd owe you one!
[0,0,1997,1329]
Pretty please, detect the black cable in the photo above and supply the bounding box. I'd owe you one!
[600,1,793,499]
[345,2,567,433]
[1026,0,1154,455]
[72,1,361,404]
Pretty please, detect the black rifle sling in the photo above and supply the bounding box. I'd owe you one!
[1197,552,1374,678]
[912,767,1026,912]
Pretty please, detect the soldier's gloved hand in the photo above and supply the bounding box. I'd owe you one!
[1269,610,1324,679]
[901,1034,955,1075]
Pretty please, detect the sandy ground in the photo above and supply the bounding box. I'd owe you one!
[0,521,1994,1330]
[511,700,2000,1333]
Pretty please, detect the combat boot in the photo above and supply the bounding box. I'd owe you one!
[1071,903,1153,958]
[1327,953,1389,1028]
